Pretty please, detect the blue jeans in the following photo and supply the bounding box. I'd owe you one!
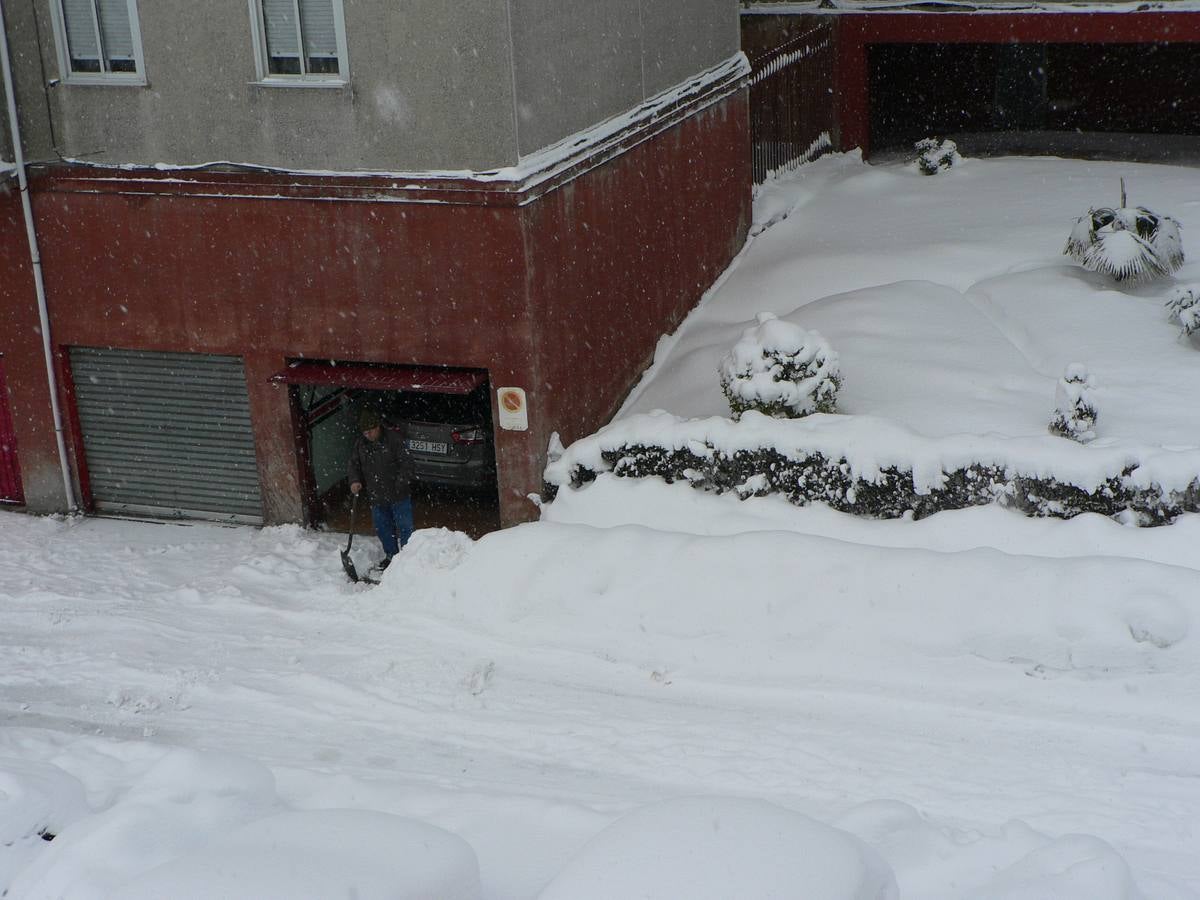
[371,498,414,558]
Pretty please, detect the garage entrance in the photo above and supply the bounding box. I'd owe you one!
[272,361,500,539]
[68,347,263,523]
[0,357,23,505]
[869,43,1200,158]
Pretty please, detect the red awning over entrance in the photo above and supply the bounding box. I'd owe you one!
[271,362,486,395]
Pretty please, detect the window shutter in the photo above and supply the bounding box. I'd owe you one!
[62,0,100,62]
[96,0,134,61]
[262,0,299,57]
[299,0,337,59]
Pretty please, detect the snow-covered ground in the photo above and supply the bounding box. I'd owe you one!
[4,153,1200,899]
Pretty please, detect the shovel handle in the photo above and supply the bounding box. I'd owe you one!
[345,492,359,552]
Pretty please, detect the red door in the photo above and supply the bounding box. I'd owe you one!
[0,359,24,504]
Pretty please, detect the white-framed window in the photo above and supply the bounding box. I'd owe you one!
[249,0,349,85]
[48,0,145,84]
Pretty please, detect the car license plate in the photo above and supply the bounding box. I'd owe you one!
[408,440,448,454]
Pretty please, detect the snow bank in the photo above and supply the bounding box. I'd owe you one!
[537,796,898,900]
[387,525,1196,696]
[4,745,481,900]
[111,810,482,900]
[0,760,89,890]
[836,802,1145,900]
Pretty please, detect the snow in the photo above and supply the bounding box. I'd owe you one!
[537,796,898,900]
[5,153,1200,899]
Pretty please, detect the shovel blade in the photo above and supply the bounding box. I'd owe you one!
[340,548,360,583]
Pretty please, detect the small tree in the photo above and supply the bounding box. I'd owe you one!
[1165,285,1200,338]
[914,137,960,176]
[1049,364,1098,443]
[719,313,841,420]
[1065,179,1184,283]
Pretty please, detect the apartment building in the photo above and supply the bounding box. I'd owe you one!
[0,0,752,529]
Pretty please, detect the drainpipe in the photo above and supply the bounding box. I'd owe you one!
[0,1,77,511]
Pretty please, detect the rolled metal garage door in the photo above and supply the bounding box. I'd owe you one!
[70,347,263,524]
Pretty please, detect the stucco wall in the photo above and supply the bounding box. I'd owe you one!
[24,0,519,171]
[10,0,740,172]
[2,0,54,162]
[509,0,739,156]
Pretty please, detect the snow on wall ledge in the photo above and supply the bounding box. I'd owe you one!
[56,54,750,190]
[543,411,1200,526]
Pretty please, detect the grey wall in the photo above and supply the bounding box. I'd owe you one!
[5,0,738,172]
[2,0,55,164]
[25,0,519,171]
[509,0,738,157]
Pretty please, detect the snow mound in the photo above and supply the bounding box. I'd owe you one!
[537,796,898,900]
[387,527,475,579]
[0,760,89,890]
[835,801,1146,900]
[7,748,280,898]
[109,809,482,900]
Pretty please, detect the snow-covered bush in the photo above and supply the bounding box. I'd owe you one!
[1165,285,1200,338]
[913,137,960,176]
[1049,364,1098,443]
[719,313,841,420]
[1064,180,1183,283]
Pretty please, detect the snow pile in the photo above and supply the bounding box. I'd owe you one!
[0,760,89,890]
[836,802,1145,900]
[112,810,482,900]
[719,312,841,418]
[538,796,898,900]
[4,745,481,900]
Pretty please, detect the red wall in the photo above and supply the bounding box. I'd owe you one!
[4,88,752,527]
[0,176,64,510]
[526,92,752,455]
[30,179,534,523]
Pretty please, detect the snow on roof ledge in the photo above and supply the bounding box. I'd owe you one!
[56,53,750,190]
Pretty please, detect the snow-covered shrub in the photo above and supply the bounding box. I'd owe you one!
[1165,285,1200,338]
[1049,364,1098,443]
[913,137,960,176]
[719,313,841,420]
[1064,179,1183,282]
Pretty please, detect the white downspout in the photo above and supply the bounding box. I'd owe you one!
[0,0,77,510]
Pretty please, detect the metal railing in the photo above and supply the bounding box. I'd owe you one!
[747,23,837,184]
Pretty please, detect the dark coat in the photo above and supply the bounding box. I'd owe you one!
[347,426,414,505]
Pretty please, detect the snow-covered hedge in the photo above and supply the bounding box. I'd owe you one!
[719,313,841,419]
[544,412,1200,526]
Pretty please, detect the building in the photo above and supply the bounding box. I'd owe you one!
[741,0,1200,180]
[0,0,752,530]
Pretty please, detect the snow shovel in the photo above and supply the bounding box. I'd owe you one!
[341,493,377,585]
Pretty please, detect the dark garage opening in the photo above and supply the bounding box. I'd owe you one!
[275,362,501,540]
[869,43,1200,160]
